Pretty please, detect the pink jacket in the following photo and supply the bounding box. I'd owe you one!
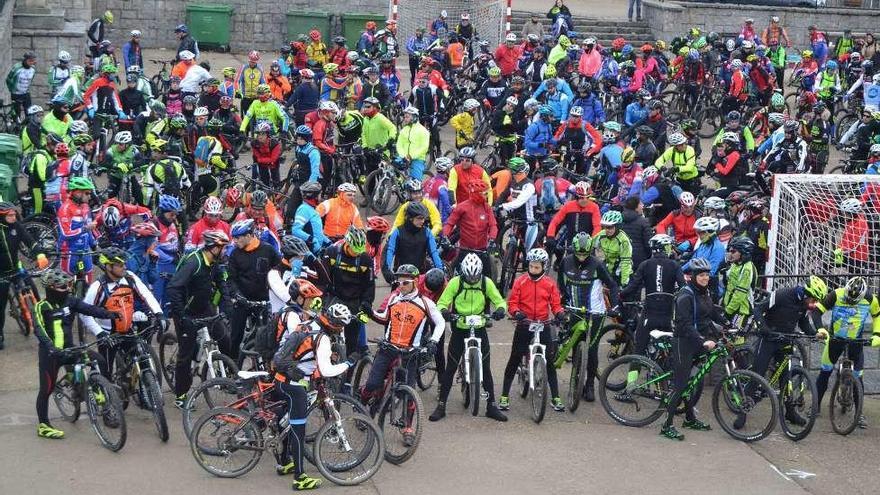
[578,49,602,78]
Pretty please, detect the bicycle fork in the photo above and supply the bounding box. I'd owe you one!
[463,333,482,385]
[528,342,546,391]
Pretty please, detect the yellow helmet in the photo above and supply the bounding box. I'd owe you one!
[103,10,114,23]
[150,138,168,152]
[678,46,689,56]
[621,146,636,164]
[656,40,667,51]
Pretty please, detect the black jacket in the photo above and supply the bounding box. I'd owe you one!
[674,282,726,340]
[0,220,40,276]
[620,208,653,268]
[322,243,376,309]
[622,255,685,312]
[167,251,231,318]
[228,241,281,300]
[752,286,821,335]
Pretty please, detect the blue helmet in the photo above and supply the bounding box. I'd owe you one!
[622,44,633,55]
[295,124,313,139]
[538,105,554,116]
[157,194,181,212]
[688,49,700,61]
[231,218,256,237]
[825,60,838,71]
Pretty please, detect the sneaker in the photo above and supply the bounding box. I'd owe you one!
[292,473,322,491]
[485,403,508,422]
[276,461,296,476]
[660,424,684,441]
[784,406,807,427]
[428,403,446,422]
[37,422,64,439]
[174,394,188,410]
[583,382,595,402]
[858,414,868,429]
[402,427,415,447]
[682,419,712,431]
[551,397,565,412]
[498,395,510,411]
[733,412,746,430]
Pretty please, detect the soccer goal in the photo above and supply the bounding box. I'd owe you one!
[767,174,880,291]
[390,0,508,49]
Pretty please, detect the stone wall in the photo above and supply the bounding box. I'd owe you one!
[643,0,880,49]
[92,0,388,53]
[0,0,14,102]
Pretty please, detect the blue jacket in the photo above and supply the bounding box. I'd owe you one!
[384,226,443,270]
[683,236,726,276]
[524,120,555,156]
[756,127,785,155]
[121,42,143,71]
[571,94,605,127]
[624,102,648,127]
[276,57,291,77]
[406,35,431,57]
[532,78,574,101]
[545,92,571,121]
[287,82,320,114]
[597,59,619,82]
[292,202,330,254]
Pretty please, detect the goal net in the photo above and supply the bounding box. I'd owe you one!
[391,0,507,50]
[767,174,880,292]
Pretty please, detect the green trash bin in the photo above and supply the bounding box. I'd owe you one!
[287,11,331,44]
[341,13,386,49]
[0,133,22,173]
[0,164,16,203]
[186,4,234,51]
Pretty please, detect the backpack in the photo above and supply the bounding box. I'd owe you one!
[94,275,143,333]
[272,324,321,381]
[160,159,181,197]
[254,306,300,361]
[451,276,486,314]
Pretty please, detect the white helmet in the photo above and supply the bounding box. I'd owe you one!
[435,156,453,172]
[703,196,726,211]
[403,106,420,116]
[319,100,339,112]
[873,74,880,85]
[203,196,223,215]
[667,132,687,146]
[694,216,720,233]
[463,99,480,111]
[506,96,519,107]
[325,303,353,327]
[524,98,540,110]
[870,143,880,155]
[114,131,132,144]
[27,105,44,115]
[641,166,659,182]
[569,105,583,117]
[506,32,517,42]
[839,198,862,214]
[194,106,209,117]
[731,59,743,70]
[127,65,141,74]
[179,50,195,61]
[526,248,549,264]
[103,206,121,228]
[768,112,785,125]
[337,182,357,194]
[679,191,696,208]
[460,252,483,283]
[346,51,359,62]
[130,30,142,37]
[69,120,89,134]
[58,50,71,62]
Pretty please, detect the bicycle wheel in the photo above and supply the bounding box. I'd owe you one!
[598,354,668,427]
[183,377,243,440]
[313,413,384,486]
[377,384,423,465]
[141,369,169,442]
[350,356,373,396]
[416,351,438,391]
[517,360,529,399]
[830,371,863,436]
[779,365,818,441]
[468,347,482,416]
[201,353,239,382]
[712,369,778,442]
[459,361,470,409]
[21,220,57,272]
[53,369,81,422]
[835,113,859,144]
[86,374,127,452]
[567,341,587,412]
[304,393,368,467]
[158,332,178,389]
[696,108,722,139]
[596,323,634,392]
[367,173,397,215]
[531,355,548,424]
[498,240,518,296]
[189,407,264,478]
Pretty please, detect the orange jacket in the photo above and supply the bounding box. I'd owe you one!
[316,196,364,238]
[839,215,869,262]
[172,61,192,80]
[267,75,292,102]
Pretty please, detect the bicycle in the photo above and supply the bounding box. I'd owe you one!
[158,313,238,391]
[828,336,872,436]
[49,249,101,344]
[92,113,120,164]
[189,376,384,485]
[108,321,168,442]
[496,217,540,295]
[365,157,408,215]
[235,299,272,372]
[514,319,554,423]
[2,269,40,337]
[149,59,174,97]
[0,99,23,135]
[598,330,780,442]
[455,314,491,416]
[51,339,128,451]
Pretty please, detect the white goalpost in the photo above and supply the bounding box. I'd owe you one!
[767,174,880,291]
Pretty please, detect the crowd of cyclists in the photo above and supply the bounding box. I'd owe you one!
[5,4,880,489]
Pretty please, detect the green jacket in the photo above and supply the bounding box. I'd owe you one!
[42,113,72,143]
[362,113,397,155]
[767,46,786,69]
[712,126,755,152]
[396,122,430,161]
[593,230,633,286]
[817,287,880,339]
[721,261,756,316]
[654,145,698,180]
[437,275,506,330]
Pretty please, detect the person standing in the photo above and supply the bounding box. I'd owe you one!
[627,0,642,22]
[5,52,37,121]
[87,11,113,58]
[174,24,200,62]
[122,30,144,72]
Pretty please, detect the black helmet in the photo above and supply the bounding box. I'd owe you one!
[636,125,655,137]
[281,235,311,258]
[540,157,560,173]
[726,110,741,122]
[405,201,429,218]
[688,257,712,274]
[424,268,446,292]
[250,190,268,208]
[300,181,322,197]
[577,81,593,93]
[394,264,420,279]
[727,237,755,258]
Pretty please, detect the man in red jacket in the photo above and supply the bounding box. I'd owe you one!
[499,247,565,412]
[251,122,282,189]
[545,181,601,257]
[447,147,492,205]
[655,191,699,251]
[494,33,522,77]
[442,181,498,279]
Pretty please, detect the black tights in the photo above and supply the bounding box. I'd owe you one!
[501,323,559,398]
[436,328,496,404]
[663,337,704,427]
[278,381,308,476]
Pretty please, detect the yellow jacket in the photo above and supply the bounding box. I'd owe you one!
[307,42,328,66]
[450,112,475,148]
[393,198,442,236]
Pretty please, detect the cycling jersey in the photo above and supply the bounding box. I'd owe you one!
[82,76,123,114]
[292,200,330,254]
[593,229,633,285]
[373,290,444,348]
[720,260,756,317]
[448,163,492,204]
[185,217,231,252]
[654,145,698,180]
[393,199,441,236]
[656,209,698,248]
[450,112,475,148]
[546,200,601,239]
[292,143,321,183]
[396,122,430,162]
[683,236,725,277]
[384,223,443,273]
[362,113,397,153]
[561,254,619,311]
[508,273,563,322]
[423,175,452,223]
[498,175,537,222]
[316,196,364,239]
[437,275,506,330]
[442,197,497,251]
[240,99,289,133]
[237,64,266,99]
[57,199,97,276]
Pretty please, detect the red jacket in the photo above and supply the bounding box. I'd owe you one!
[442,198,498,250]
[656,210,698,246]
[310,117,335,154]
[252,138,282,168]
[185,217,231,251]
[713,150,741,176]
[494,44,522,76]
[507,273,563,321]
[546,199,601,238]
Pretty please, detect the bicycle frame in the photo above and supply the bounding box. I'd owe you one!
[527,322,548,390]
[460,316,484,386]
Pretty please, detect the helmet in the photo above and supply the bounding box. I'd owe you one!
[98,246,127,266]
[405,201,429,218]
[169,115,187,129]
[636,88,652,100]
[300,181,322,197]
[150,100,167,117]
[508,157,529,174]
[333,36,346,45]
[540,157,560,173]
[403,106,419,116]
[459,146,476,159]
[158,194,181,212]
[54,142,70,157]
[250,190,269,209]
[346,51,359,62]
[323,303,353,329]
[574,181,592,198]
[102,205,121,229]
[693,216,720,233]
[114,131,132,144]
[27,105,43,116]
[825,60,838,71]
[721,131,740,145]
[488,66,502,77]
[687,257,712,274]
[230,218,256,237]
[679,191,696,208]
[42,269,73,289]
[460,252,483,284]
[178,51,195,61]
[290,279,323,301]
[46,133,63,146]
[600,210,623,226]
[72,134,94,146]
[688,49,700,61]
[281,235,311,258]
[844,276,868,303]
[730,59,743,70]
[255,121,272,134]
[641,166,659,184]
[202,230,231,248]
[746,198,766,212]
[366,216,391,233]
[768,112,785,125]
[544,66,558,78]
[131,221,160,238]
[784,120,800,134]
[294,124,313,139]
[207,118,224,130]
[802,50,813,58]
[149,138,168,152]
[183,94,198,105]
[770,92,785,109]
[222,66,236,77]
[839,198,862,214]
[463,99,480,111]
[102,10,114,23]
[403,178,423,193]
[605,121,623,133]
[299,68,315,79]
[101,63,118,74]
[851,52,863,62]
[174,23,188,33]
[538,105,554,118]
[526,248,549,264]
[569,106,584,117]
[678,46,689,56]
[803,275,828,300]
[248,50,260,62]
[612,37,626,50]
[667,132,687,146]
[319,100,339,112]
[434,157,453,172]
[703,196,726,211]
[58,50,71,62]
[649,234,674,253]
[424,268,446,292]
[68,177,95,191]
[726,110,741,122]
[571,231,593,254]
[506,32,517,42]
[256,84,271,95]
[524,98,540,111]
[727,237,755,257]
[395,264,420,279]
[621,147,636,164]
[636,125,655,138]
[203,196,223,215]
[344,226,367,254]
[337,182,357,194]
[870,143,880,156]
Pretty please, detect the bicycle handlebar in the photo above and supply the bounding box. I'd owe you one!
[830,336,873,346]
[191,314,223,326]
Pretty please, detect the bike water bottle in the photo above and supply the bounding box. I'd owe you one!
[74,363,84,383]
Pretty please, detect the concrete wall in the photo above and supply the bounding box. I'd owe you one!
[643,0,880,49]
[0,0,14,102]
[92,0,388,53]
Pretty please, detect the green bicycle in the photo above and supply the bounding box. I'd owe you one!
[598,331,779,442]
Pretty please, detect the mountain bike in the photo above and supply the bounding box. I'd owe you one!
[92,113,120,164]
[515,319,553,423]
[158,314,238,391]
[598,330,779,442]
[365,157,408,215]
[456,314,491,416]
[52,339,127,451]
[828,336,872,436]
[2,269,40,337]
[235,299,272,371]
[149,59,174,97]
[496,217,540,295]
[109,322,168,442]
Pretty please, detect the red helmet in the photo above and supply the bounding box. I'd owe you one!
[54,142,70,157]
[248,50,260,62]
[309,29,321,41]
[641,43,653,53]
[295,279,323,299]
[612,37,626,50]
[573,181,592,198]
[366,215,391,233]
[103,197,123,211]
[468,180,489,193]
[131,221,161,237]
[225,185,243,207]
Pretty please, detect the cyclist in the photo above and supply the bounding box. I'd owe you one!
[361,97,398,171]
[682,217,726,291]
[441,180,497,278]
[500,248,566,412]
[424,157,453,224]
[57,177,98,280]
[655,191,699,253]
[233,190,283,252]
[83,64,127,127]
[272,304,353,490]
[269,236,318,313]
[185,196,230,252]
[712,111,756,156]
[321,226,375,356]
[142,139,190,209]
[737,198,770,275]
[392,179,442,237]
[34,269,119,439]
[151,195,182,313]
[95,198,151,250]
[240,83,289,135]
[654,132,699,195]
[801,102,832,174]
[496,158,537,231]
[316,183,364,241]
[660,258,729,441]
[491,96,520,166]
[236,51,266,115]
[5,52,37,119]
[285,125,321,216]
[447,147,492,204]
[545,181,601,259]
[384,202,443,281]
[396,106,431,180]
[523,105,556,167]
[292,182,330,255]
[21,105,45,154]
[593,210,633,287]
[250,121,282,190]
[720,237,757,329]
[430,253,508,422]
[553,106,602,175]
[451,99,480,150]
[709,132,746,189]
[126,221,160,287]
[102,131,144,205]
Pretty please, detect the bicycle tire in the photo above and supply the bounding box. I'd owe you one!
[712,369,779,442]
[350,356,374,396]
[596,323,634,392]
[498,240,518,296]
[517,360,529,399]
[779,365,818,441]
[9,290,29,337]
[598,354,667,427]
[568,341,588,412]
[314,413,384,486]
[377,384,423,465]
[183,377,243,440]
[304,393,369,467]
[53,369,81,422]
[141,369,169,442]
[158,332,179,389]
[468,347,482,416]
[531,355,548,424]
[830,370,863,436]
[367,172,397,215]
[189,406,264,478]
[835,113,859,144]
[87,374,128,452]
[459,360,470,409]
[201,353,239,382]
[416,351,438,391]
